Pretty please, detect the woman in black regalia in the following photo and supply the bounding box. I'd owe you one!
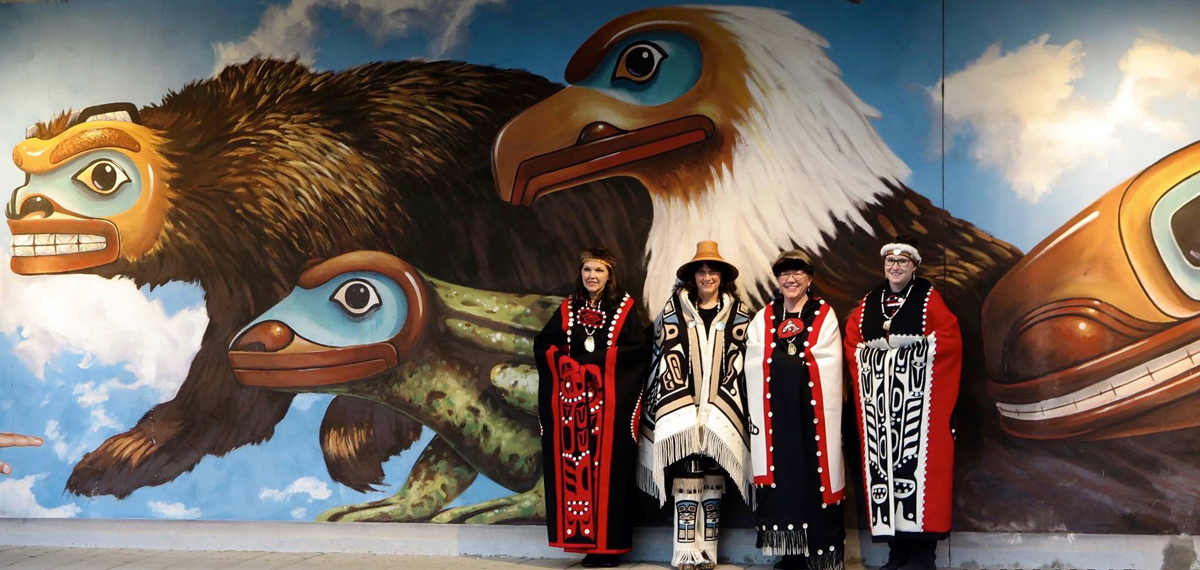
[534,247,650,568]
[745,250,847,570]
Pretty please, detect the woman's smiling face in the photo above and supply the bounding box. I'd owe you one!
[581,260,610,296]
[695,263,721,298]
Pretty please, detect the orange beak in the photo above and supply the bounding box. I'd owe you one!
[493,86,714,206]
[228,320,399,389]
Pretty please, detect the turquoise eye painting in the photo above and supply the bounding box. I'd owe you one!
[576,32,702,107]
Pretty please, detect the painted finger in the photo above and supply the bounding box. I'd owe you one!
[0,433,45,448]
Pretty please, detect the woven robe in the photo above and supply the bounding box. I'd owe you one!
[637,291,753,504]
[535,293,649,554]
[746,295,845,567]
[844,277,961,541]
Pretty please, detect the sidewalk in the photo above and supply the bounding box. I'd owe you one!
[0,546,802,570]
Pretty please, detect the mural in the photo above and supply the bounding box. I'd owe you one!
[0,0,1197,534]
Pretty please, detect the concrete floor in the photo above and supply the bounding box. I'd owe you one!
[0,546,804,570]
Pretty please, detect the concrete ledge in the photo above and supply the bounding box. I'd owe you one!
[0,518,1193,569]
[944,532,1198,570]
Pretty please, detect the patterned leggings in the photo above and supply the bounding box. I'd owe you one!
[671,457,724,568]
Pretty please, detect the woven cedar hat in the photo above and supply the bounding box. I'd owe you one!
[676,240,740,281]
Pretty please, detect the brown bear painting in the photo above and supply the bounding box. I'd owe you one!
[7,58,650,498]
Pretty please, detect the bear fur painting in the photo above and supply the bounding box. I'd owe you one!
[8,58,650,497]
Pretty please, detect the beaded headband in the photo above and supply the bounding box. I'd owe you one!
[580,254,615,269]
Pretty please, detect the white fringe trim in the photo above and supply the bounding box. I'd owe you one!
[672,547,707,567]
[700,427,753,504]
[639,428,701,505]
[674,477,704,496]
[637,425,755,506]
[637,461,662,503]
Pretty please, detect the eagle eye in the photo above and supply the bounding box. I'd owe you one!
[72,159,131,195]
[330,279,382,318]
[613,41,668,84]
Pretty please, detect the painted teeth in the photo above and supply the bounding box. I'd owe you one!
[11,234,106,256]
[995,336,1200,421]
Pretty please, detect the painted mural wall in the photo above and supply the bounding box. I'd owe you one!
[0,0,1197,534]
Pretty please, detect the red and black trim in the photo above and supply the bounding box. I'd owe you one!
[803,302,844,505]
[754,302,777,487]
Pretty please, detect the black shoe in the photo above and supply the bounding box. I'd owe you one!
[897,542,936,570]
[897,553,935,570]
[581,553,621,568]
[774,554,807,569]
[880,541,910,570]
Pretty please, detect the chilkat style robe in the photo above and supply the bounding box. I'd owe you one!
[844,277,961,541]
[535,293,649,554]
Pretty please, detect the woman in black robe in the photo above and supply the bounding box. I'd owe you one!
[534,247,650,568]
[746,251,847,570]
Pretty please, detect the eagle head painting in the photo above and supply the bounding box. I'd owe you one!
[493,5,1020,320]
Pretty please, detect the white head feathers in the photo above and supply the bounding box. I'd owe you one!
[640,6,911,310]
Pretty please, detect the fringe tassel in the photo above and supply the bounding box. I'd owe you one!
[673,477,703,496]
[642,424,756,505]
[671,546,707,567]
[757,528,808,556]
[648,428,702,502]
[808,548,845,570]
[636,462,662,504]
[701,428,753,504]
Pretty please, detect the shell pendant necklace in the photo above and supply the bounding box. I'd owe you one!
[582,298,600,352]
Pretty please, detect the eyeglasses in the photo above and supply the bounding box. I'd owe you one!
[777,271,808,281]
[884,258,913,268]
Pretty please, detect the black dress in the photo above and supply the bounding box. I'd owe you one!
[755,300,845,570]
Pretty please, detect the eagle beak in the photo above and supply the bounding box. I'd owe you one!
[228,320,399,389]
[982,141,1200,440]
[493,85,715,206]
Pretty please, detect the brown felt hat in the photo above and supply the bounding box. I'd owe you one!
[771,249,815,276]
[676,240,739,281]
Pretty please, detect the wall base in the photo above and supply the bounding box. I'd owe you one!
[0,519,1194,569]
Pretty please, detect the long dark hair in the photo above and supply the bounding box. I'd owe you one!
[673,261,738,302]
[571,247,623,305]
